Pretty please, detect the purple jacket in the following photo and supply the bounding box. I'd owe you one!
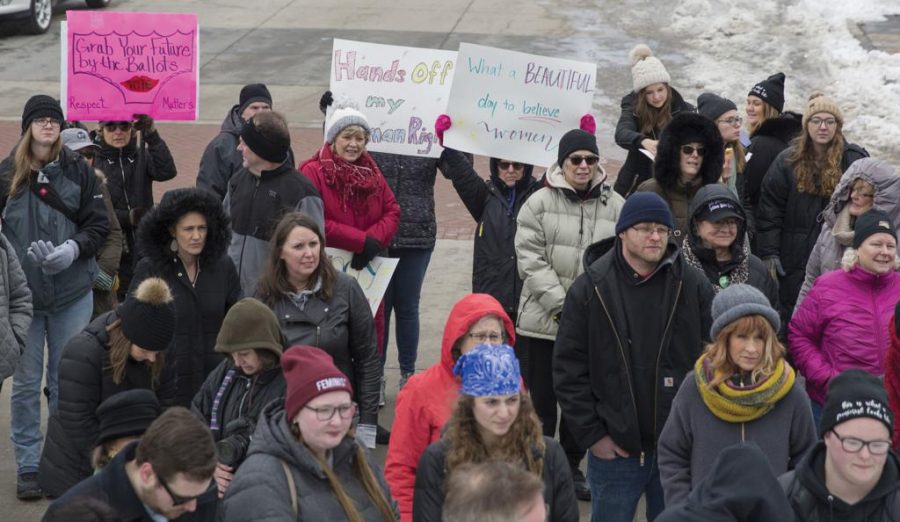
[789,266,900,405]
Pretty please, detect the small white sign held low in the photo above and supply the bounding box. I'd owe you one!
[444,43,596,168]
[325,247,399,315]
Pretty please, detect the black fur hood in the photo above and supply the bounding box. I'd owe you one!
[135,187,231,269]
[653,112,724,191]
[752,111,802,144]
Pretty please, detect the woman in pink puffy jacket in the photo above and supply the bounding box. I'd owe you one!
[789,208,900,425]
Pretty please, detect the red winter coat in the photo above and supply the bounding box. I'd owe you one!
[885,307,900,449]
[384,294,515,522]
[789,265,900,405]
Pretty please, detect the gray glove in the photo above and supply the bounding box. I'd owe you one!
[27,240,54,266]
[764,256,786,280]
[356,423,377,450]
[42,239,80,275]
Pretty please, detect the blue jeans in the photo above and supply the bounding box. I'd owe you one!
[11,291,92,474]
[382,248,432,375]
[587,450,665,522]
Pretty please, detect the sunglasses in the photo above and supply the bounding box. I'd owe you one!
[159,474,214,506]
[680,145,706,157]
[497,161,524,171]
[567,155,599,166]
[103,122,132,132]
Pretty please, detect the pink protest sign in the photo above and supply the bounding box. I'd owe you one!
[63,11,199,121]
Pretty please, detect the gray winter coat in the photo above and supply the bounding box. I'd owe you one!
[657,370,817,506]
[222,402,398,522]
[797,158,900,309]
[0,233,31,381]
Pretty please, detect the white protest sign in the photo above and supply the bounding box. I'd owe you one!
[330,39,456,158]
[325,247,399,315]
[444,43,596,167]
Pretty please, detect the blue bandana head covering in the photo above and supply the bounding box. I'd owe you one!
[453,344,520,397]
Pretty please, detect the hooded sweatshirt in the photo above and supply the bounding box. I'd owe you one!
[384,293,515,522]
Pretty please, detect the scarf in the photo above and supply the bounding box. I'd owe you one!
[681,236,750,292]
[694,355,795,423]
[831,205,855,247]
[287,277,323,312]
[317,143,383,214]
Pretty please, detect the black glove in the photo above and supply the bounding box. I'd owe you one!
[319,91,333,115]
[132,114,155,134]
[351,236,382,270]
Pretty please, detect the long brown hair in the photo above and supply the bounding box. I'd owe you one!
[104,319,165,385]
[747,101,781,136]
[635,84,673,136]
[443,393,545,477]
[703,315,784,389]
[257,212,337,306]
[8,130,62,196]
[789,123,845,197]
[289,424,395,522]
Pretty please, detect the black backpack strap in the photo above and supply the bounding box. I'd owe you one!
[30,171,78,224]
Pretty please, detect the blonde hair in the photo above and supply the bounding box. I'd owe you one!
[104,319,165,386]
[8,131,62,196]
[703,315,784,389]
[789,123,845,197]
[841,247,900,272]
[747,101,781,136]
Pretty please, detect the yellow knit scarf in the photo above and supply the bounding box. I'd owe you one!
[694,356,795,423]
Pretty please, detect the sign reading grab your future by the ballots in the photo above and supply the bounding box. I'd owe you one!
[444,43,596,168]
[62,11,199,121]
[330,39,456,158]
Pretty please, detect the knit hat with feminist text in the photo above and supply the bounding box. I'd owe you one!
[282,346,354,421]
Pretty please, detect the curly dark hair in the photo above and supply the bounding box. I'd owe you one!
[135,187,232,269]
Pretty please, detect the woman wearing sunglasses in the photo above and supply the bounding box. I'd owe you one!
[637,112,725,239]
[223,345,397,521]
[514,128,624,500]
[94,114,177,300]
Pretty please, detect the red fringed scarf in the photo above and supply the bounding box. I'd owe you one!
[316,143,383,214]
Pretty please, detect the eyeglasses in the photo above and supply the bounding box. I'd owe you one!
[717,116,743,127]
[32,117,61,128]
[680,145,706,157]
[708,218,740,228]
[809,117,837,128]
[158,474,214,506]
[630,225,670,238]
[304,402,357,422]
[497,161,524,171]
[103,122,133,132]
[851,188,875,199]
[467,332,504,344]
[831,429,891,455]
[567,155,599,166]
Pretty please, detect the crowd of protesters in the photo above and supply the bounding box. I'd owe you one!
[0,39,898,522]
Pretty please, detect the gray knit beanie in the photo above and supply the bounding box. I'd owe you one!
[709,284,780,339]
[325,105,370,144]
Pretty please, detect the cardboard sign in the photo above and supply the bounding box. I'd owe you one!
[62,12,199,121]
[325,248,399,315]
[443,43,596,167]
[329,39,456,158]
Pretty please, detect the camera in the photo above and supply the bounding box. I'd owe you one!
[216,418,253,468]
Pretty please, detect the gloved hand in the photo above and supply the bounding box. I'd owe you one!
[350,236,382,271]
[356,423,377,449]
[764,256,785,280]
[129,207,147,227]
[132,114,155,134]
[319,90,333,115]
[580,114,596,134]
[27,240,54,266]
[93,268,116,291]
[435,114,452,146]
[42,239,80,275]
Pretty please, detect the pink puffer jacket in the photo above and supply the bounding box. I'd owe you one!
[789,265,900,405]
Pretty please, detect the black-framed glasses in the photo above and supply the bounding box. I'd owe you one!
[680,145,706,157]
[304,402,357,422]
[831,429,892,455]
[497,161,524,171]
[104,122,133,132]
[567,155,599,166]
[467,332,504,344]
[33,117,61,128]
[809,117,837,128]
[158,474,214,506]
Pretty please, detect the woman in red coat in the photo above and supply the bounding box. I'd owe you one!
[300,105,400,362]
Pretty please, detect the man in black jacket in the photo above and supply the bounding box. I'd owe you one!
[553,192,714,522]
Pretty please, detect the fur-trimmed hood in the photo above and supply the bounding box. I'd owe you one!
[822,157,900,228]
[751,111,802,143]
[135,187,231,269]
[653,112,724,191]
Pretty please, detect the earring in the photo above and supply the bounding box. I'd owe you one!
[170,239,178,253]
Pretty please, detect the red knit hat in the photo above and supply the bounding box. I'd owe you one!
[283,346,354,421]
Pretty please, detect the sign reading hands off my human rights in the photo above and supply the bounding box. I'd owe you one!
[62,11,199,121]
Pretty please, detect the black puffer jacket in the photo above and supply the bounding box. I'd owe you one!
[553,237,713,456]
[440,148,541,319]
[370,152,439,250]
[413,436,578,522]
[743,112,802,249]
[614,88,695,197]
[756,142,868,320]
[132,188,243,407]
[38,311,176,497]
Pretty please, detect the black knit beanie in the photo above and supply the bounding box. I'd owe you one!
[21,95,64,134]
[95,389,161,445]
[748,73,786,113]
[118,277,176,352]
[697,93,737,122]
[853,209,896,249]
[240,116,289,164]
[557,129,598,168]
[238,83,272,115]
[819,369,893,437]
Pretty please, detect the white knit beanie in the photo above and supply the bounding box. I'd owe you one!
[629,44,671,93]
[325,104,370,144]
